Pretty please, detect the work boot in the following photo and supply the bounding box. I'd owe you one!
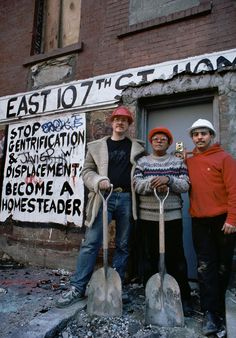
[202,311,220,336]
[122,285,131,304]
[182,298,194,317]
[56,286,86,308]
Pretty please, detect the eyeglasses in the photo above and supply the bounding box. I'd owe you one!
[113,117,129,123]
[151,136,168,142]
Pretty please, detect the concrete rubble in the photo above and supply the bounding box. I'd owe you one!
[0,253,235,338]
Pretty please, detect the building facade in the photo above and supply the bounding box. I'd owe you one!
[0,0,236,274]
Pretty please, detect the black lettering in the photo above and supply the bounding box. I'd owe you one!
[17,96,28,116]
[137,69,154,83]
[61,85,77,109]
[28,93,40,114]
[217,56,235,70]
[185,62,191,73]
[104,78,111,87]
[57,199,65,213]
[57,88,62,108]
[41,90,51,111]
[49,199,57,213]
[80,81,93,105]
[60,181,74,196]
[21,198,27,212]
[73,199,81,216]
[65,199,72,215]
[23,125,32,138]
[10,128,17,140]
[5,182,12,195]
[115,73,133,90]
[7,97,17,118]
[194,58,214,73]
[28,198,36,213]
[32,122,41,136]
[173,65,178,76]
[96,78,104,89]
[45,181,53,195]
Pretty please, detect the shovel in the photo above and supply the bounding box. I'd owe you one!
[145,187,184,327]
[87,184,122,317]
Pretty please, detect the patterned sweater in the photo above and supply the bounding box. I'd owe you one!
[134,153,190,221]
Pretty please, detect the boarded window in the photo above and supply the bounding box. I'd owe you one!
[32,0,81,54]
[129,0,200,25]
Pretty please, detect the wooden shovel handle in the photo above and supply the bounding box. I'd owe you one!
[98,184,113,273]
[154,188,169,255]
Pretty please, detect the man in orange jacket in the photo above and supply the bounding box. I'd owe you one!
[186,119,236,336]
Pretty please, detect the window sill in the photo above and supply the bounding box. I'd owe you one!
[117,1,212,38]
[23,42,83,66]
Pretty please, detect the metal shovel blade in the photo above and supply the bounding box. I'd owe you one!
[145,272,184,327]
[87,266,122,317]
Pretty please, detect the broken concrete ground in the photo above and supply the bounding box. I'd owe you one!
[0,255,235,338]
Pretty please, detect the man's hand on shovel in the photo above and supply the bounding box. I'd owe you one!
[99,179,110,191]
[150,176,169,193]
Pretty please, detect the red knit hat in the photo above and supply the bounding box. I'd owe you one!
[148,127,173,145]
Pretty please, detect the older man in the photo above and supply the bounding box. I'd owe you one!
[134,126,192,316]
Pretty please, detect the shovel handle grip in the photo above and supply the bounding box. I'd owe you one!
[98,184,113,252]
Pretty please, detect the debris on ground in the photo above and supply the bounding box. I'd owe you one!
[0,259,72,338]
[0,254,231,338]
[56,283,206,338]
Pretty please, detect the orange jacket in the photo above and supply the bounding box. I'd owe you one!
[186,143,236,225]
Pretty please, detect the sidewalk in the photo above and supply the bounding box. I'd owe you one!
[225,270,236,338]
[0,255,235,338]
[0,261,83,338]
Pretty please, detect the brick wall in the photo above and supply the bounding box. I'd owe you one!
[0,0,35,96]
[0,0,236,96]
[78,0,236,78]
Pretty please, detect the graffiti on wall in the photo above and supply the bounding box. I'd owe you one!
[0,130,5,158]
[0,49,235,123]
[0,113,85,226]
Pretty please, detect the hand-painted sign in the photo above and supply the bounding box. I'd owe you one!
[0,48,235,123]
[0,113,85,225]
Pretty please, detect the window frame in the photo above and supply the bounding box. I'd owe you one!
[118,0,212,38]
[26,0,83,66]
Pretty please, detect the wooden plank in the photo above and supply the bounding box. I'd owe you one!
[61,0,81,47]
[44,0,61,52]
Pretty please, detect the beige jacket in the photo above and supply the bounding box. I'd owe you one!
[82,136,145,227]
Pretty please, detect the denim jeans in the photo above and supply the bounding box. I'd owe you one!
[70,192,132,294]
[192,214,236,315]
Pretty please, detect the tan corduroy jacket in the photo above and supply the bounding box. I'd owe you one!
[82,136,145,227]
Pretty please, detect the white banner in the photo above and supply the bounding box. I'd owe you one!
[0,48,235,123]
[0,113,86,226]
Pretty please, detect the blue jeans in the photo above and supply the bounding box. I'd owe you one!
[70,192,132,294]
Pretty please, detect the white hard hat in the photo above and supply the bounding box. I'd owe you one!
[189,119,216,136]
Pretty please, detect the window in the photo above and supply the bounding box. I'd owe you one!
[129,0,200,25]
[31,0,81,55]
[118,0,211,38]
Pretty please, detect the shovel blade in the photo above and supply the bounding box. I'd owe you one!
[87,267,122,317]
[145,273,184,327]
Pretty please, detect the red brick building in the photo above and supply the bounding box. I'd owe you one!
[0,0,235,273]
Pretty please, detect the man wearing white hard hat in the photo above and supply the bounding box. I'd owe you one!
[186,118,236,336]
